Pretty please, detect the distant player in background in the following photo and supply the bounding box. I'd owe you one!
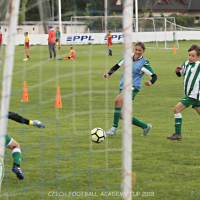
[0,30,2,60]
[23,32,30,61]
[167,44,200,141]
[63,47,76,60]
[47,25,57,60]
[55,27,61,50]
[103,42,157,136]
[107,30,112,56]
[6,111,45,179]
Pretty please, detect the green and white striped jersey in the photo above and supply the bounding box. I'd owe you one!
[117,53,155,76]
[180,61,200,100]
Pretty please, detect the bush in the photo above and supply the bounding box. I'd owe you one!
[168,13,195,27]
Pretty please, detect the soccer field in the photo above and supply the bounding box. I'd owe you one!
[1,41,200,200]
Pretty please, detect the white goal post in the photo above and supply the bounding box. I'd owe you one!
[0,0,20,193]
[71,16,179,49]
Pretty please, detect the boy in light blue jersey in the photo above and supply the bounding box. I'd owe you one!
[103,42,157,136]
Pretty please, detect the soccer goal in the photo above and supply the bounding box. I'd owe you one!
[71,16,179,49]
[0,0,133,199]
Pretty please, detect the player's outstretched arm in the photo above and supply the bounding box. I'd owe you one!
[144,74,157,86]
[103,64,120,78]
[8,112,45,128]
[103,73,110,78]
[175,66,183,72]
[175,66,183,77]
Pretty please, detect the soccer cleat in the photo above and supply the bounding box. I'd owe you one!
[33,120,45,128]
[12,166,24,180]
[141,124,152,136]
[106,127,118,136]
[166,133,182,141]
[48,58,52,60]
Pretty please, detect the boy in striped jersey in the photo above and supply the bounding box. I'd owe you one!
[103,42,157,136]
[167,44,200,141]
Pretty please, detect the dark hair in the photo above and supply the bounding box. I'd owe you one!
[24,32,28,35]
[135,42,146,50]
[56,27,59,29]
[188,44,200,56]
[70,46,73,49]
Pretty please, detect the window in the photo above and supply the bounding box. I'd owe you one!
[195,16,200,20]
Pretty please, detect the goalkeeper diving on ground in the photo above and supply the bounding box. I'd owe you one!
[5,112,45,180]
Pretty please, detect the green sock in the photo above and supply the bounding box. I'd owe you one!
[12,148,21,166]
[175,115,182,135]
[132,116,147,129]
[113,107,121,128]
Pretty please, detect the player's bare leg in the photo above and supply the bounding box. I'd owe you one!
[58,41,61,50]
[167,102,186,141]
[107,93,123,135]
[7,139,24,179]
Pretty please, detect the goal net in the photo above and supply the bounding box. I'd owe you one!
[0,0,129,199]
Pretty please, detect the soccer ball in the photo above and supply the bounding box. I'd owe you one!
[91,128,106,143]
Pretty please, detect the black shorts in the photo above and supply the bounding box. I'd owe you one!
[55,39,60,42]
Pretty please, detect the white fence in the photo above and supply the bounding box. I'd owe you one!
[2,31,200,45]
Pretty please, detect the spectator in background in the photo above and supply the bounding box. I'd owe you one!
[0,30,2,60]
[107,30,112,56]
[55,27,61,51]
[47,25,56,60]
[23,32,30,61]
[63,47,76,60]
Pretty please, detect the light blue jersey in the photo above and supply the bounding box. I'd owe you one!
[118,54,155,91]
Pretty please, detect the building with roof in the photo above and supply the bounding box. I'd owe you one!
[111,0,200,24]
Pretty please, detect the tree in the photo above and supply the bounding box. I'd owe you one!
[19,0,28,25]
[160,11,164,17]
[25,0,40,21]
[25,0,110,21]
[169,13,195,27]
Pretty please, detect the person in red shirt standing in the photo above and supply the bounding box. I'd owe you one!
[47,25,56,60]
[0,30,2,60]
[107,30,112,56]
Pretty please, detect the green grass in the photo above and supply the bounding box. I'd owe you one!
[1,41,200,200]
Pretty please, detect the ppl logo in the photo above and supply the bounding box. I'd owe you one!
[104,35,123,40]
[67,35,94,42]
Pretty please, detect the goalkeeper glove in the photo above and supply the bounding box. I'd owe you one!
[29,120,45,128]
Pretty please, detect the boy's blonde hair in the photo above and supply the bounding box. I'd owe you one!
[188,44,200,56]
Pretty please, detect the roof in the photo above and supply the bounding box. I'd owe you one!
[110,0,200,13]
[186,0,200,10]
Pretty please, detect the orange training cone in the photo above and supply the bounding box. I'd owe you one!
[173,45,177,54]
[21,81,29,102]
[55,86,62,108]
